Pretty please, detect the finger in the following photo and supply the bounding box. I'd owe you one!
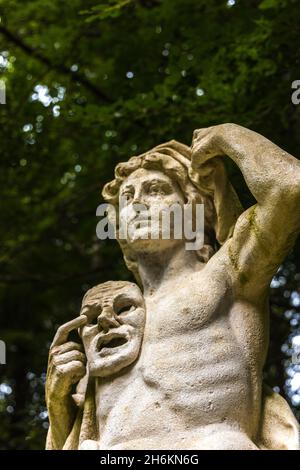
[191,137,215,166]
[56,361,86,380]
[53,350,86,366]
[50,341,84,357]
[193,160,215,176]
[192,128,211,142]
[51,315,88,347]
[192,132,224,168]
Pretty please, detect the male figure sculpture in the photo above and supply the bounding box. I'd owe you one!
[46,123,300,449]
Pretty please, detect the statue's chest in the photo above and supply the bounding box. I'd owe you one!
[144,268,231,340]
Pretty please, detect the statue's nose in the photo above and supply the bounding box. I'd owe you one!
[97,306,119,333]
[132,192,143,206]
[130,186,148,208]
[132,194,149,210]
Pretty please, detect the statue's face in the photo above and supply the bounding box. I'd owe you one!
[119,168,185,251]
[80,283,145,377]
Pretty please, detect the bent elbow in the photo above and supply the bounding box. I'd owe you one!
[279,173,300,206]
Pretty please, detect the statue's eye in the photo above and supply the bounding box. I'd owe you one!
[150,188,159,194]
[149,184,162,195]
[148,182,171,196]
[120,190,134,201]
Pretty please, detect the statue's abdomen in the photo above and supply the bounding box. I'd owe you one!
[140,318,255,434]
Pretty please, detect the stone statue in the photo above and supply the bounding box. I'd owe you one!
[46,123,300,450]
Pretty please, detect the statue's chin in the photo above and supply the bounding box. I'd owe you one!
[126,232,183,254]
[126,227,157,244]
[88,342,140,378]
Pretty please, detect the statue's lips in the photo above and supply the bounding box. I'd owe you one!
[127,217,159,234]
[96,332,128,355]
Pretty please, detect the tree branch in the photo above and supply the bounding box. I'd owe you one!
[0,24,112,103]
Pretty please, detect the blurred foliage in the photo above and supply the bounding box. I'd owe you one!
[0,0,299,450]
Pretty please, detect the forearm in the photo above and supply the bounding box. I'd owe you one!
[219,124,300,204]
[45,316,88,449]
[47,396,76,449]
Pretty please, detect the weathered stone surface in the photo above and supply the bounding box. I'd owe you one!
[46,124,300,450]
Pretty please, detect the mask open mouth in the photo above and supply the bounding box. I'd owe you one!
[103,337,127,349]
[96,333,128,353]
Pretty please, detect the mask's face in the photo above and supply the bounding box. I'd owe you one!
[118,169,186,252]
[80,283,145,378]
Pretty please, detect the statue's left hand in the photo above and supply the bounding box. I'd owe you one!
[191,123,248,170]
[191,124,227,168]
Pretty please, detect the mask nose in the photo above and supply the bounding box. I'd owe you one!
[97,304,120,333]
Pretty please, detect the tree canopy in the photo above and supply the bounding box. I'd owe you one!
[0,0,299,449]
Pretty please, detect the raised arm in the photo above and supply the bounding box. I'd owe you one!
[191,123,300,300]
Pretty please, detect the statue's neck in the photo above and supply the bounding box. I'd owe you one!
[135,244,202,295]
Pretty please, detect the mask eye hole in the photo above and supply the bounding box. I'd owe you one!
[117,305,135,315]
[89,315,98,325]
[114,296,135,315]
